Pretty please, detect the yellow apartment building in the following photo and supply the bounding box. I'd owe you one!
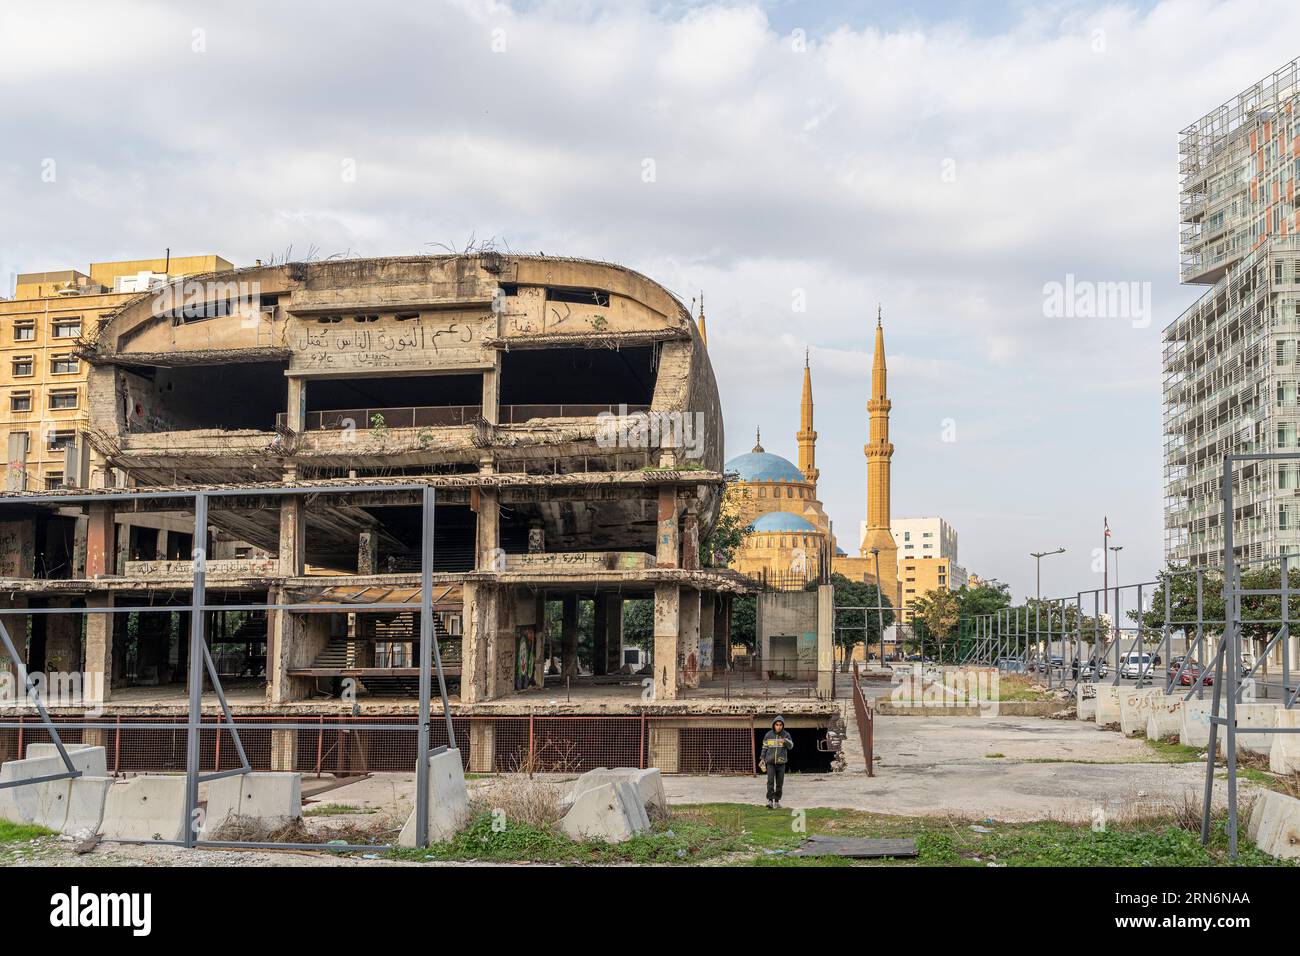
[2,254,232,490]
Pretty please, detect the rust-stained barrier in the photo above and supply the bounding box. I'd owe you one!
[851,667,875,777]
[0,713,760,776]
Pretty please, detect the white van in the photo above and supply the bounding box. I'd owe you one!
[1119,652,1154,679]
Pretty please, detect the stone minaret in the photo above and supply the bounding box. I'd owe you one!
[860,308,899,603]
[797,349,818,485]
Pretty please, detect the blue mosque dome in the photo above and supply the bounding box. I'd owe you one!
[751,512,818,533]
[726,451,805,483]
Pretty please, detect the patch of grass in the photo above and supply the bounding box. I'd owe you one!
[1143,738,1203,763]
[995,675,1052,702]
[304,804,378,817]
[0,820,55,844]
[984,753,1005,759]
[386,802,1298,867]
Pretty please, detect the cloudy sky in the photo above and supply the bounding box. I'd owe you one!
[2,0,1297,602]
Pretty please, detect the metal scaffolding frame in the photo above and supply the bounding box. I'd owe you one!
[0,482,455,851]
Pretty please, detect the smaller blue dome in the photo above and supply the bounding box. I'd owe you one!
[751,512,818,533]
[726,451,805,483]
[835,546,847,556]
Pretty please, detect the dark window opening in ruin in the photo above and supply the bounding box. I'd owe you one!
[123,361,288,433]
[750,727,834,773]
[499,346,655,420]
[34,515,77,579]
[302,374,483,430]
[108,598,268,692]
[312,503,476,574]
[547,287,610,307]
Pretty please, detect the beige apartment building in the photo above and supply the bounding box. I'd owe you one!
[2,255,232,490]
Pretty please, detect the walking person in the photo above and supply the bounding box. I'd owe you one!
[758,715,794,808]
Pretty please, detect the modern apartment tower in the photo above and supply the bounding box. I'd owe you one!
[1163,58,1300,568]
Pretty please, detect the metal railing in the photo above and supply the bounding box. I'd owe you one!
[850,665,875,777]
[275,402,651,431]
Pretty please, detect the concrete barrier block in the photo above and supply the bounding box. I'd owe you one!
[559,780,650,843]
[1235,703,1280,756]
[99,775,187,843]
[0,747,107,823]
[1270,709,1300,775]
[1246,790,1300,860]
[1076,683,1097,721]
[24,743,108,777]
[202,772,302,837]
[569,768,666,813]
[1120,687,1166,735]
[63,777,112,836]
[397,748,470,848]
[1144,695,1183,740]
[1094,685,1122,726]
[1180,699,1214,748]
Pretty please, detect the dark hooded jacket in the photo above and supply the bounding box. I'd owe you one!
[759,716,794,766]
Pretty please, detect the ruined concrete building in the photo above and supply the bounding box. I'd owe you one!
[0,254,837,773]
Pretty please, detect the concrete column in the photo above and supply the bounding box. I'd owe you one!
[270,729,298,771]
[357,527,377,575]
[155,528,170,561]
[86,503,115,577]
[460,582,496,704]
[481,360,500,426]
[699,591,716,682]
[475,488,501,571]
[44,601,81,674]
[656,485,679,568]
[533,592,547,688]
[560,594,579,678]
[719,594,733,669]
[816,584,835,698]
[681,508,699,571]
[279,497,304,576]
[654,584,681,700]
[83,593,114,704]
[605,597,623,675]
[286,377,306,432]
[679,588,701,689]
[593,593,610,676]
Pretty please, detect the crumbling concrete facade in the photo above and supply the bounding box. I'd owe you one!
[0,256,807,747]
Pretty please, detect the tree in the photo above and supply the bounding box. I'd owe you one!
[621,599,653,650]
[701,500,753,568]
[730,595,756,651]
[910,587,960,660]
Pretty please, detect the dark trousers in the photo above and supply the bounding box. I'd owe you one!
[765,762,786,802]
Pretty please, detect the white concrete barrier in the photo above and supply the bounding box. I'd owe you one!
[1235,703,1280,756]
[1076,683,1097,721]
[1180,698,1215,748]
[569,768,666,814]
[62,777,113,836]
[202,772,302,838]
[559,780,650,843]
[1145,695,1183,740]
[1270,709,1300,775]
[24,743,108,776]
[99,775,187,843]
[1246,790,1300,860]
[1120,687,1166,735]
[1094,684,1122,726]
[397,748,470,848]
[0,747,108,824]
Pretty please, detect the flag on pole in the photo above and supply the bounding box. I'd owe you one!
[1104,517,1111,539]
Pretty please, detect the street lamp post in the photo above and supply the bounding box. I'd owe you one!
[871,547,887,666]
[1030,548,1066,687]
[1109,545,1124,678]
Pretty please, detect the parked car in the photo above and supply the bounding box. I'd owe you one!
[1072,658,1109,679]
[1168,658,1212,686]
[1119,652,1156,680]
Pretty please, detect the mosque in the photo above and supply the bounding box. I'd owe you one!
[719,308,901,610]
